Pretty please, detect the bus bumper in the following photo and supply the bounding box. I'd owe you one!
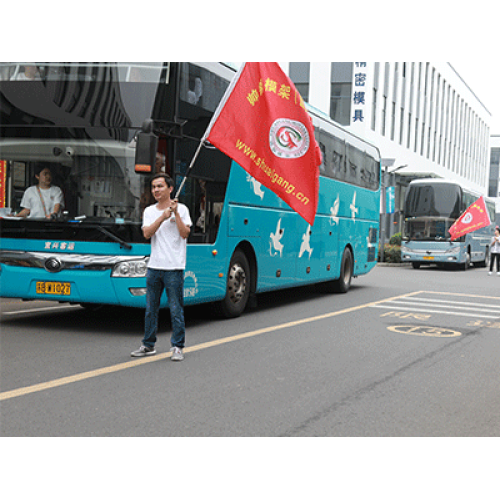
[0,264,152,308]
[401,246,462,265]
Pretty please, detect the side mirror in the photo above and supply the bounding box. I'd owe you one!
[135,119,158,174]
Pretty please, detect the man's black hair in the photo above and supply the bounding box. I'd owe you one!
[151,173,174,188]
[34,163,52,176]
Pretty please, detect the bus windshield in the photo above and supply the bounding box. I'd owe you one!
[0,136,151,244]
[0,62,176,244]
[404,183,462,241]
[2,137,142,220]
[0,62,231,245]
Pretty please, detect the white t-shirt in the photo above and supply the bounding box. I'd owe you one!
[492,235,500,254]
[20,185,64,218]
[143,203,192,270]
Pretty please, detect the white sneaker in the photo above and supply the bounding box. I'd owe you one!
[170,346,184,361]
[131,345,156,357]
[489,272,493,275]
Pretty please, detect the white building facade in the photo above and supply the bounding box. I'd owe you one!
[284,62,492,236]
[286,62,491,193]
[489,135,500,223]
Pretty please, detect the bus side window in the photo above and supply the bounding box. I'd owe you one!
[347,143,363,185]
[318,142,327,177]
[319,129,346,182]
[333,136,346,181]
[364,154,379,191]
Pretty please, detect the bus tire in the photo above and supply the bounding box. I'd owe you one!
[477,247,489,268]
[216,249,251,318]
[334,246,353,293]
[461,248,471,270]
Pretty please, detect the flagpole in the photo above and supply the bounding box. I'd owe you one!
[173,63,247,200]
[174,138,205,199]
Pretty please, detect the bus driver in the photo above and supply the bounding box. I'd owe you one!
[16,166,64,219]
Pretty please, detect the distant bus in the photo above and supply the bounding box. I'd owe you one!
[0,62,380,317]
[401,178,496,270]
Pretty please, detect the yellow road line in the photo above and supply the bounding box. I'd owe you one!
[0,290,423,402]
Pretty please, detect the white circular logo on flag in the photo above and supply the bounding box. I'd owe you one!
[463,213,473,224]
[269,119,310,159]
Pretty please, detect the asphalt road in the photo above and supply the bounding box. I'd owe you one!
[1,264,500,437]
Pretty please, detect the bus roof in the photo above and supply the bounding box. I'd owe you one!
[408,178,492,202]
[409,178,459,186]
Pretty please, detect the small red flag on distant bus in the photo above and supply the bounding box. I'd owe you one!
[448,196,491,241]
[203,62,322,226]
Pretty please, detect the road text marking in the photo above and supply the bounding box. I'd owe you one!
[388,325,462,338]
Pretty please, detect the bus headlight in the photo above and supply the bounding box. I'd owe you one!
[111,258,149,277]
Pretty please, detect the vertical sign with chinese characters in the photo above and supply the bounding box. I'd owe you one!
[0,161,6,208]
[386,186,395,214]
[352,62,367,125]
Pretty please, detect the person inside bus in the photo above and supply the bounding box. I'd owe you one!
[14,64,42,81]
[16,165,64,219]
[194,179,206,232]
[139,153,168,215]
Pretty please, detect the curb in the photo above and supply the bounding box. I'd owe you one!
[376,262,411,267]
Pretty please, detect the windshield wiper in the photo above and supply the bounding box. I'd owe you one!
[93,225,132,250]
[67,216,133,249]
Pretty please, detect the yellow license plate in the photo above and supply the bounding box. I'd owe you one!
[423,256,435,261]
[36,281,71,296]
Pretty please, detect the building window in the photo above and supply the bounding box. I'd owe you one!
[414,118,419,153]
[391,102,396,141]
[372,63,380,132]
[399,107,404,145]
[330,63,352,126]
[372,88,377,131]
[407,112,412,149]
[289,62,310,103]
[489,148,500,197]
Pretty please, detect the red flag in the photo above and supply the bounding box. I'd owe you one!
[204,62,322,225]
[0,161,6,208]
[448,196,491,241]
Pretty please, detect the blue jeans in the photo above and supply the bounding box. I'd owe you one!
[142,269,185,349]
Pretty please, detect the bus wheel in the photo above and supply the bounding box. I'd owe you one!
[477,247,489,268]
[335,247,353,293]
[216,249,251,318]
[461,249,471,270]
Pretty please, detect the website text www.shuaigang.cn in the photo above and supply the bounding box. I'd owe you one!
[235,139,310,205]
